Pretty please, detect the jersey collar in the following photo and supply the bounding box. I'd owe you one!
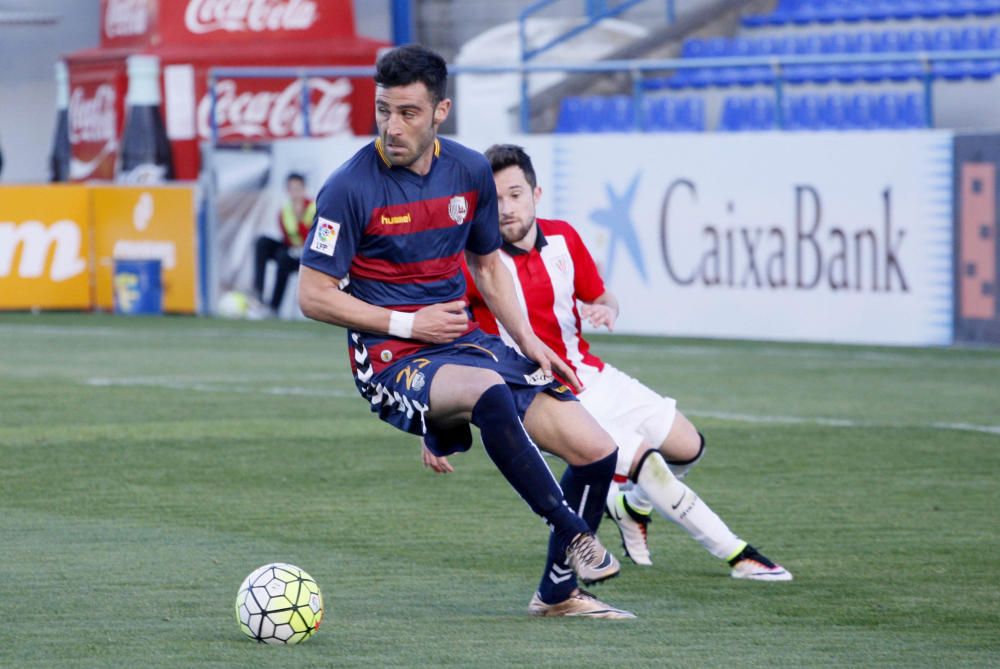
[502,222,547,256]
[374,137,441,169]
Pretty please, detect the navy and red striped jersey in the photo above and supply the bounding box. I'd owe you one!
[463,218,608,385]
[301,136,501,369]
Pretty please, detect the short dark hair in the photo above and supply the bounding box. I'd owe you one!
[286,172,306,185]
[484,144,537,189]
[374,44,448,104]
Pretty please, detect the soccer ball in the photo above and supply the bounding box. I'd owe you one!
[235,563,323,644]
[217,290,250,319]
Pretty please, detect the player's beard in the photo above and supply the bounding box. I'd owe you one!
[382,124,436,169]
[500,213,535,246]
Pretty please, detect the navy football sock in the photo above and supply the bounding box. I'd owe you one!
[537,449,618,604]
[471,384,587,541]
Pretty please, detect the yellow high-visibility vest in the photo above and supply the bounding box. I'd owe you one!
[281,200,316,246]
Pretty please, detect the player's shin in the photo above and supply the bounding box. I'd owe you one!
[471,384,588,542]
[537,449,618,604]
[632,450,744,560]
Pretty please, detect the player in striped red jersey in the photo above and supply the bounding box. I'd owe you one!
[423,144,791,582]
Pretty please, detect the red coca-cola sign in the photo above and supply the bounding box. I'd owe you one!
[184,0,318,35]
[67,65,127,181]
[101,0,354,48]
[196,76,353,140]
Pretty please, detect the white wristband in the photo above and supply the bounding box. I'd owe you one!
[388,310,415,339]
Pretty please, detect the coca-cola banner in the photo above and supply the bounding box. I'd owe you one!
[68,63,127,182]
[197,76,354,141]
[101,0,355,48]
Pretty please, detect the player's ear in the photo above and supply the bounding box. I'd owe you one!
[433,98,452,127]
[534,185,543,203]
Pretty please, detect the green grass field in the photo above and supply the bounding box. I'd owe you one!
[2,313,998,668]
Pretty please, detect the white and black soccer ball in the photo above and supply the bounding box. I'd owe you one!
[216,290,250,319]
[235,563,323,644]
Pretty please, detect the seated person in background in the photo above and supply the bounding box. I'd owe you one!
[252,172,315,316]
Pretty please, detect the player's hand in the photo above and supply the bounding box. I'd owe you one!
[411,300,469,344]
[421,441,454,474]
[519,334,582,393]
[580,303,617,331]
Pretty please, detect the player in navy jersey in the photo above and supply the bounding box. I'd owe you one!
[298,45,634,618]
[423,144,792,582]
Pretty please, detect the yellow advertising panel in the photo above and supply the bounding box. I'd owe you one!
[91,186,198,314]
[0,186,92,310]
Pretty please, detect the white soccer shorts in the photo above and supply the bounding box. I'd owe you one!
[577,363,677,479]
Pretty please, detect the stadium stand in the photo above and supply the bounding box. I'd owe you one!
[742,0,1000,28]
[718,91,927,130]
[556,94,706,132]
[553,1,1000,133]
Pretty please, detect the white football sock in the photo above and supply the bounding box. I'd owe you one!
[630,451,745,560]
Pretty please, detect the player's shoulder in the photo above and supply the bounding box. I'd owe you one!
[437,137,491,176]
[538,218,583,239]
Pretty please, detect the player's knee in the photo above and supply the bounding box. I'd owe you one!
[629,446,676,485]
[666,432,705,479]
[627,443,658,481]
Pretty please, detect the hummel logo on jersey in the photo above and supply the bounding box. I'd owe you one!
[448,195,468,225]
[380,213,412,225]
[310,217,340,256]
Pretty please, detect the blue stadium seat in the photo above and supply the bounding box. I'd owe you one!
[719,96,777,131]
[603,96,636,131]
[719,97,746,131]
[846,93,878,130]
[556,96,636,133]
[644,96,705,132]
[787,94,824,130]
[556,97,585,132]
[821,93,850,129]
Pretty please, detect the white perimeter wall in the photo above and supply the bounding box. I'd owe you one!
[239,129,956,346]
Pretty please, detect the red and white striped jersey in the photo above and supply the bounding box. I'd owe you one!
[463,218,607,386]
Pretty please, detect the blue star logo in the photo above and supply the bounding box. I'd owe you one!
[588,173,647,283]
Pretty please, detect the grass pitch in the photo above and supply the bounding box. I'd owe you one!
[1,313,998,668]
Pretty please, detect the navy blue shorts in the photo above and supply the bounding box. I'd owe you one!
[349,328,576,456]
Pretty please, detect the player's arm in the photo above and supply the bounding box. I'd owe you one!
[580,290,620,331]
[299,267,469,344]
[465,249,581,391]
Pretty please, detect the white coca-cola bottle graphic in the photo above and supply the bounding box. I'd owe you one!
[50,60,72,182]
[118,55,174,184]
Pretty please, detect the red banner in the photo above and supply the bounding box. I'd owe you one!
[196,76,360,140]
[68,62,127,182]
[101,0,355,48]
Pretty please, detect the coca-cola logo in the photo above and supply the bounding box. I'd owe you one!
[69,85,118,144]
[104,0,150,38]
[185,0,318,35]
[197,77,352,139]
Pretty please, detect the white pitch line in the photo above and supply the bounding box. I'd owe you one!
[0,324,320,342]
[686,409,1000,437]
[85,377,353,398]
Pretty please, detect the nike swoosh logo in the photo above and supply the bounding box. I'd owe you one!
[671,492,686,510]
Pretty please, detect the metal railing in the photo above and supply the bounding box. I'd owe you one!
[517,0,676,62]
[208,49,1000,140]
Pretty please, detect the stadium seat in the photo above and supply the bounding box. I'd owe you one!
[556,97,585,133]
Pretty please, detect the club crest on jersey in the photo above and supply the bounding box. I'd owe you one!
[448,195,468,225]
[554,255,570,275]
[310,217,340,256]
